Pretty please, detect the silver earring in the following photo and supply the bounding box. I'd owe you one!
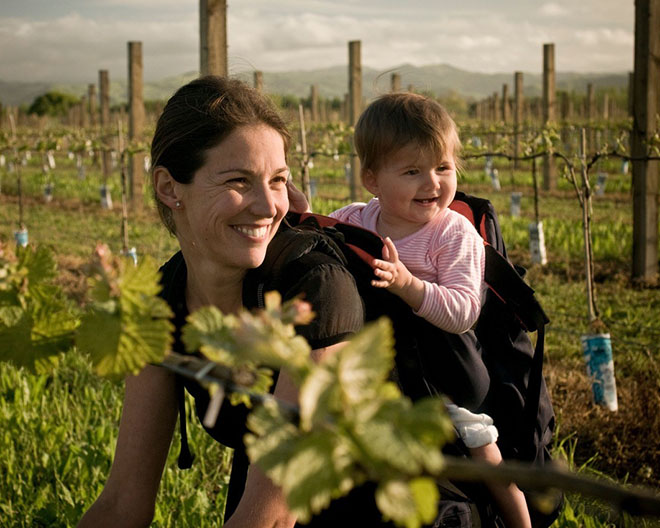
[175,201,181,208]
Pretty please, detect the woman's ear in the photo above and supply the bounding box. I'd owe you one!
[362,168,379,196]
[153,166,180,209]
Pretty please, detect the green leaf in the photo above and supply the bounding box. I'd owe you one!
[246,400,357,523]
[375,477,439,528]
[76,256,173,379]
[299,362,339,431]
[336,318,395,407]
[375,479,418,527]
[17,244,57,286]
[409,477,440,526]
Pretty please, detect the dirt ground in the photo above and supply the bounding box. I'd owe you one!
[546,362,660,489]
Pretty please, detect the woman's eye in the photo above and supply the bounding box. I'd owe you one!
[272,175,288,184]
[227,177,248,185]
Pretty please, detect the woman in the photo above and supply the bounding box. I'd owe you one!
[77,76,364,527]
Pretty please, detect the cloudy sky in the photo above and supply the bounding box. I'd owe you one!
[1,0,635,83]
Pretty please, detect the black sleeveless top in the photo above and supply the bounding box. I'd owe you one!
[158,226,365,523]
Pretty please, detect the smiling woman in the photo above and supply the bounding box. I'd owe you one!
[77,76,365,528]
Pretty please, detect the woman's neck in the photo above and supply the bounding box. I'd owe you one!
[183,255,246,315]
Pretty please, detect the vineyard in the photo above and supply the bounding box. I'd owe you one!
[0,106,659,526]
[1,0,660,526]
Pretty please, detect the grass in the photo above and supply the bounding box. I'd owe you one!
[1,151,659,526]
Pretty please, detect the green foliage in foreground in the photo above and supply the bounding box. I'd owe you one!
[246,319,453,526]
[0,352,231,526]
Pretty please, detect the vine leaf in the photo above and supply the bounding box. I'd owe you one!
[0,244,78,370]
[246,399,357,524]
[376,477,439,528]
[75,248,173,380]
[246,318,453,527]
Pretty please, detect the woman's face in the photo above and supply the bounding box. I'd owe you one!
[175,124,289,274]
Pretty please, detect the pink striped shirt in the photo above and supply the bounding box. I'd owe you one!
[330,198,485,333]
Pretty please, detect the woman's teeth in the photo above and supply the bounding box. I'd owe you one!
[234,226,268,237]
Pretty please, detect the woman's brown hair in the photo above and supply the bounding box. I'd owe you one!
[151,75,290,234]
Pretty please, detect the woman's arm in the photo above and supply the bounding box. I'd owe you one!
[223,343,342,528]
[77,364,179,528]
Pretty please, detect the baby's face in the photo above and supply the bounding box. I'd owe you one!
[364,143,457,239]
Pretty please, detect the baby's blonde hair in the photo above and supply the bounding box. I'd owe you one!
[354,92,461,175]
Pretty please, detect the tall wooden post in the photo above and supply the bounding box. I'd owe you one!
[631,0,659,282]
[586,83,595,151]
[542,43,557,190]
[391,73,401,92]
[492,92,501,121]
[128,41,145,212]
[253,71,263,92]
[88,84,97,127]
[310,84,320,122]
[501,84,510,123]
[348,40,362,202]
[514,72,523,168]
[99,70,110,126]
[200,0,228,76]
[99,69,112,200]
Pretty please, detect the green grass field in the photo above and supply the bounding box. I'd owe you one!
[0,149,659,526]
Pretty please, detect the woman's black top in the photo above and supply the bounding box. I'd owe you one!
[158,226,365,524]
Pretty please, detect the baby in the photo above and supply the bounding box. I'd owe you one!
[309,92,531,528]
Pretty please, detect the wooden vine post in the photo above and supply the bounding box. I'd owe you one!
[585,83,595,150]
[297,104,312,206]
[253,71,263,92]
[128,41,145,213]
[391,73,401,93]
[513,72,523,169]
[88,83,97,127]
[99,69,113,209]
[310,84,319,123]
[348,40,362,202]
[501,83,510,123]
[542,43,557,190]
[631,0,659,283]
[200,0,228,76]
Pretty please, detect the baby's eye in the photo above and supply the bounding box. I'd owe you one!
[404,168,419,176]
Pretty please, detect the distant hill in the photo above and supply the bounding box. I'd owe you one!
[0,64,629,107]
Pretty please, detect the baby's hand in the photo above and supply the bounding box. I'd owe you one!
[286,178,312,213]
[371,237,413,291]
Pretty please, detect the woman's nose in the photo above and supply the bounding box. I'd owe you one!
[250,183,278,217]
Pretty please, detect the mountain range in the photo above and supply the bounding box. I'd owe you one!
[0,63,629,107]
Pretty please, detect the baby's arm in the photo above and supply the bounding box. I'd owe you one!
[373,237,482,333]
[371,237,425,311]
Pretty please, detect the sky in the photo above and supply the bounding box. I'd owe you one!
[0,0,635,84]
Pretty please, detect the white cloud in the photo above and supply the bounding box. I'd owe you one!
[0,12,198,82]
[575,28,633,47]
[540,3,570,16]
[0,1,634,83]
[455,35,501,51]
